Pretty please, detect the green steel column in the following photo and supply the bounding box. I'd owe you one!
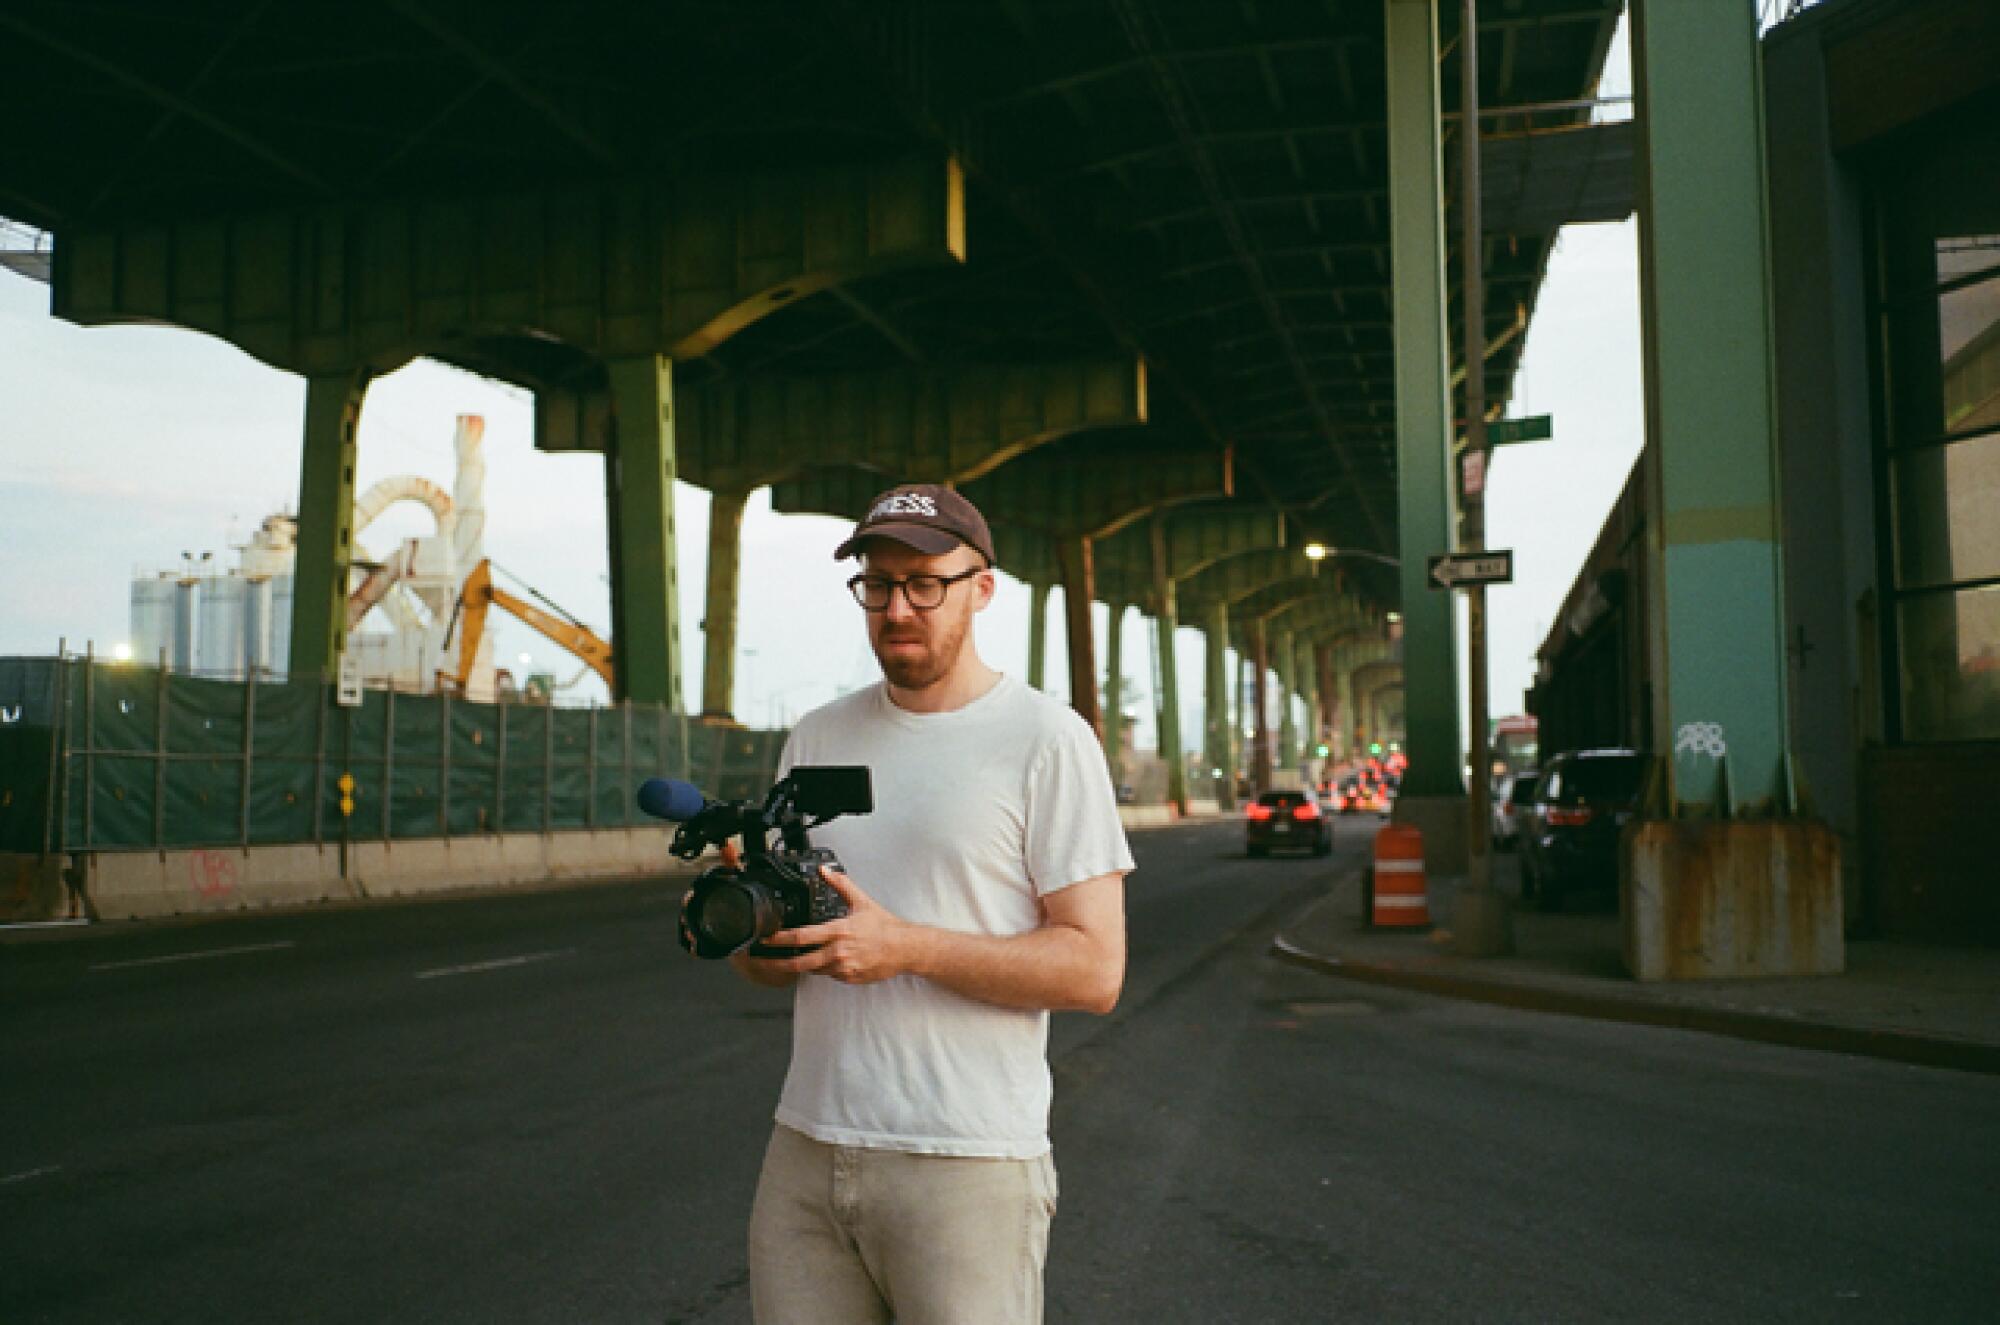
[1204,601,1235,810]
[1103,604,1126,780]
[1250,618,1271,793]
[1056,537,1102,735]
[1027,582,1050,690]
[1275,628,1298,772]
[1631,0,1793,812]
[1150,518,1188,814]
[700,486,747,719]
[290,370,371,680]
[1295,633,1319,766]
[1385,0,1464,799]
[605,354,684,709]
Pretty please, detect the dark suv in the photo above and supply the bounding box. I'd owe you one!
[1520,750,1650,909]
[1246,789,1333,858]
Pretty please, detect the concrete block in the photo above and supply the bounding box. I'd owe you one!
[0,853,76,923]
[1623,819,1844,981]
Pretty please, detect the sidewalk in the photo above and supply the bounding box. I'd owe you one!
[1273,848,2000,1075]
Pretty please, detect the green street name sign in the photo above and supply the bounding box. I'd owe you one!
[1487,414,1553,446]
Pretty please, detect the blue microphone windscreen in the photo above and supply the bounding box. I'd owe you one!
[637,777,708,821]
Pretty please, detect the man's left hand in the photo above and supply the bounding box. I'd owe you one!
[766,868,915,985]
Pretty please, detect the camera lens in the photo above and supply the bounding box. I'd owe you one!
[695,885,760,951]
[687,876,787,956]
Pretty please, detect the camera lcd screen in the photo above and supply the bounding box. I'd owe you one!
[789,765,873,817]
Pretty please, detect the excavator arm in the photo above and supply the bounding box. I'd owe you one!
[443,560,616,693]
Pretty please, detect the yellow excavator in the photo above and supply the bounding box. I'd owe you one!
[439,559,614,694]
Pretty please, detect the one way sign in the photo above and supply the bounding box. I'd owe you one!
[1427,550,1514,590]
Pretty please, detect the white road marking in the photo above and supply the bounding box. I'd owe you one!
[89,940,296,972]
[1,1165,61,1186]
[414,948,574,981]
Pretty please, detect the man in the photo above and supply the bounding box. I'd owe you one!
[721,483,1132,1325]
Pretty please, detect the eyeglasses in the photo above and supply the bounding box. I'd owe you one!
[847,567,984,612]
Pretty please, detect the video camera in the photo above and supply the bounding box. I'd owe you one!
[637,766,873,960]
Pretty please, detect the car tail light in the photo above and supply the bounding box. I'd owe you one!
[1246,804,1274,822]
[1292,803,1320,821]
[1547,806,1593,827]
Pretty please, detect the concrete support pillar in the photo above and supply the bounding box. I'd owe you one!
[1633,0,1794,813]
[1205,601,1236,811]
[701,486,748,719]
[1056,537,1102,736]
[1027,582,1050,690]
[290,369,371,680]
[1150,517,1188,815]
[604,354,684,709]
[1103,604,1126,782]
[1251,618,1271,794]
[1386,0,1467,868]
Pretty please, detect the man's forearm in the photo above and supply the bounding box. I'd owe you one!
[899,921,1121,1015]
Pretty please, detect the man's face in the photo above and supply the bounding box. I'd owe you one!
[857,540,992,691]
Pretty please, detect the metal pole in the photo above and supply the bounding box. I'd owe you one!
[312,669,328,845]
[621,699,634,828]
[81,642,95,851]
[439,688,452,839]
[587,705,599,830]
[53,643,72,857]
[381,687,395,842]
[1456,0,1509,953]
[42,642,69,859]
[154,651,169,850]
[240,665,257,846]
[495,698,509,834]
[542,702,554,834]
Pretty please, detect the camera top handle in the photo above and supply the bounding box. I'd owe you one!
[657,765,873,862]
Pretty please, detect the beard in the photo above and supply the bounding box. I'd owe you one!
[872,609,970,691]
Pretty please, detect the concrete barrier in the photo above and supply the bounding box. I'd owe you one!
[84,844,354,921]
[1622,819,1844,981]
[77,827,692,921]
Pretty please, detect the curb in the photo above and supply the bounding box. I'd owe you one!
[1268,935,2000,1078]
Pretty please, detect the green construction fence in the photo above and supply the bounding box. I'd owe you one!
[0,656,788,855]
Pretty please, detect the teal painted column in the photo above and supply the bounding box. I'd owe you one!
[290,370,371,680]
[1204,601,1236,810]
[1385,0,1464,800]
[1027,582,1049,689]
[605,354,684,709]
[1633,0,1793,813]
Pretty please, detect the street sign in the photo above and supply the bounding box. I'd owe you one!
[336,652,363,707]
[1460,449,1487,498]
[1487,414,1553,446]
[1428,550,1514,590]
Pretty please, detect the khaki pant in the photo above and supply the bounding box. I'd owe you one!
[748,1124,1058,1325]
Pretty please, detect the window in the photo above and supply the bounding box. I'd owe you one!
[1883,233,2000,740]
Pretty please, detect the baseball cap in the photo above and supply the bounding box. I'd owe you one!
[833,483,996,567]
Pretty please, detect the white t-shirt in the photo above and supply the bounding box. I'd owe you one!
[770,674,1134,1158]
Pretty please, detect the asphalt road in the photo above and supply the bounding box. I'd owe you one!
[4,817,1997,1323]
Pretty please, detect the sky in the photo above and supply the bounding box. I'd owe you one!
[0,28,1647,757]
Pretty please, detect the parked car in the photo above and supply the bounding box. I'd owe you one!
[1495,770,1539,850]
[1246,789,1333,857]
[1520,750,1649,909]
[1490,770,1538,849]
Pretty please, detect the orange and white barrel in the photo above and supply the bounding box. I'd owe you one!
[1371,825,1429,927]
